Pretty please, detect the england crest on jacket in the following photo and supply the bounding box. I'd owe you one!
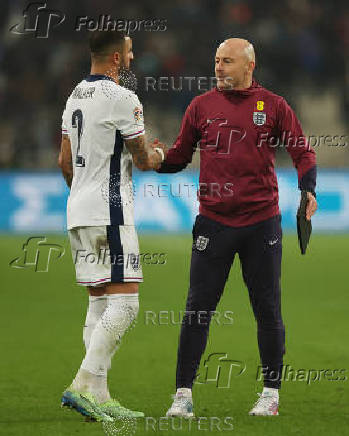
[253,111,266,126]
[195,235,209,251]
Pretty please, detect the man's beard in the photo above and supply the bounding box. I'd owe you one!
[217,76,235,90]
[118,61,137,92]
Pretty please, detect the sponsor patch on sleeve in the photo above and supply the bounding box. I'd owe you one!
[133,106,144,123]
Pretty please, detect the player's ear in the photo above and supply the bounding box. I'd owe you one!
[113,51,120,65]
[247,61,254,74]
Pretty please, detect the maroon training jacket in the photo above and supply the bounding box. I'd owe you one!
[158,80,317,227]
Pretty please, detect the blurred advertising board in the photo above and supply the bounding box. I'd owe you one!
[0,170,348,233]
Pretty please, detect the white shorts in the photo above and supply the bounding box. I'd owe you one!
[68,225,143,287]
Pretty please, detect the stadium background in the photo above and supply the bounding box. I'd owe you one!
[1,1,348,436]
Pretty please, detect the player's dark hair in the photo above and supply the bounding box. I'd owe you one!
[89,30,126,58]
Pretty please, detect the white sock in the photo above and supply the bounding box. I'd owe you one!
[176,388,192,398]
[72,294,139,400]
[71,368,110,403]
[262,387,279,399]
[83,295,107,350]
[81,294,139,375]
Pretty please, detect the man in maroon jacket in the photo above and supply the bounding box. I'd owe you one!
[160,38,317,417]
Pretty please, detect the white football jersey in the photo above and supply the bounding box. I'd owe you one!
[62,74,145,230]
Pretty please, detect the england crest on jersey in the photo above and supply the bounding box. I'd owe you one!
[195,235,209,251]
[128,253,140,271]
[253,111,266,126]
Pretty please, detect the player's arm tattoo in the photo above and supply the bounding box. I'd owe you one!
[58,135,73,188]
[125,135,167,171]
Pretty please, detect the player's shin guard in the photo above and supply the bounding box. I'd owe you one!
[80,294,139,376]
[83,295,107,350]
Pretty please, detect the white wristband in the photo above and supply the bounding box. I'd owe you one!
[154,147,165,162]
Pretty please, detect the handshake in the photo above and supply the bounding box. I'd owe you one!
[126,135,168,171]
[149,138,168,170]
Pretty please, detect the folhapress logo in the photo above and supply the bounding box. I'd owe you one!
[10,237,65,272]
[195,353,246,388]
[10,2,65,38]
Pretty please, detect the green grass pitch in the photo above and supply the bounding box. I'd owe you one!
[1,233,348,436]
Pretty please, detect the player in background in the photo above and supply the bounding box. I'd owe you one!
[159,38,317,417]
[58,30,166,422]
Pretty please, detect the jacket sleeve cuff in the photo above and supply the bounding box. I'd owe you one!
[299,165,317,197]
[156,162,188,173]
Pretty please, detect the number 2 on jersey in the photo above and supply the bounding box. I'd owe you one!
[72,109,85,167]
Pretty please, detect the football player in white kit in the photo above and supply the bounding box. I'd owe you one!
[58,30,166,422]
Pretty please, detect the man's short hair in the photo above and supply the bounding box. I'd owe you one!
[89,30,126,57]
